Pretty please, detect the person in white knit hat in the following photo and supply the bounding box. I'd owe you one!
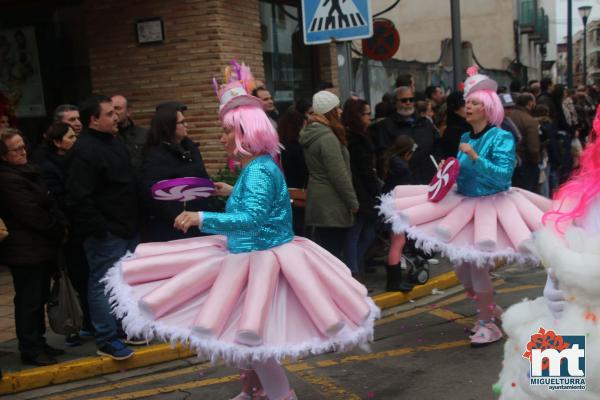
[299,91,359,264]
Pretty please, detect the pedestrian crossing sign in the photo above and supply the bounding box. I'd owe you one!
[301,0,372,45]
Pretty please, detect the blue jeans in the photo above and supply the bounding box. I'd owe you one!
[344,213,377,274]
[83,232,139,348]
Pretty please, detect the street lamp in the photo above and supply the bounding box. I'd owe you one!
[579,5,592,85]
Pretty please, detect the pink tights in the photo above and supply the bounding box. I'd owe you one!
[387,233,406,265]
[453,262,495,322]
[239,358,290,399]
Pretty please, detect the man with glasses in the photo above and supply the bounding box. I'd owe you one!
[375,86,441,185]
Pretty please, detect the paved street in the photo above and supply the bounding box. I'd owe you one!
[5,263,546,400]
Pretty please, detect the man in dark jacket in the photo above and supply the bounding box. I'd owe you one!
[66,95,139,360]
[374,86,441,184]
[112,95,147,173]
[536,77,557,124]
[507,93,541,193]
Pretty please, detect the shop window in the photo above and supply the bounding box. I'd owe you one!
[260,1,318,112]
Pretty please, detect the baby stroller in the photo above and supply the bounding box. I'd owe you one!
[402,254,430,285]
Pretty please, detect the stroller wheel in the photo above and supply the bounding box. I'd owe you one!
[410,266,430,284]
[407,257,430,284]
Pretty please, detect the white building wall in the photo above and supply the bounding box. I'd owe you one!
[354,0,556,80]
[360,0,514,69]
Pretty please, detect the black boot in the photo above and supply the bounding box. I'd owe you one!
[386,264,414,292]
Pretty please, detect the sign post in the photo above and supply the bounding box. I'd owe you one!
[302,0,373,102]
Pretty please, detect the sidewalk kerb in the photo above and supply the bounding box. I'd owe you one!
[0,271,459,395]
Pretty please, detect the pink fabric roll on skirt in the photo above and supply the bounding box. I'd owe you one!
[379,185,553,267]
[104,235,379,364]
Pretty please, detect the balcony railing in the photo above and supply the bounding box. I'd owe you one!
[527,7,548,44]
[519,0,537,33]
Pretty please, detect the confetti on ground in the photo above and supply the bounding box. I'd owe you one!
[431,288,445,295]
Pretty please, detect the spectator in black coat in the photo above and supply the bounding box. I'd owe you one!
[66,95,139,360]
[381,134,416,194]
[534,104,562,196]
[31,122,76,209]
[142,106,214,242]
[374,86,442,185]
[0,128,67,366]
[343,98,380,276]
[442,91,471,159]
[112,95,148,174]
[278,107,309,236]
[32,122,94,345]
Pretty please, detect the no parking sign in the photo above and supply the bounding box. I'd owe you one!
[362,19,400,61]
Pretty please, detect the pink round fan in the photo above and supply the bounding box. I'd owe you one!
[151,177,215,204]
[428,157,460,202]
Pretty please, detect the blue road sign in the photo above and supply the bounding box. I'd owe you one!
[301,0,372,45]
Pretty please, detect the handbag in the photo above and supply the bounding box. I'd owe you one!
[288,188,307,208]
[0,218,7,242]
[47,252,83,335]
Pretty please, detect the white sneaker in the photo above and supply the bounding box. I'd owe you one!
[427,258,440,265]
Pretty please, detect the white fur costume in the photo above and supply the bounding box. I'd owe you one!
[497,200,600,399]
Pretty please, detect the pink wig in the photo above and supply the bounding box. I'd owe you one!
[465,90,504,127]
[221,105,282,158]
[543,137,600,230]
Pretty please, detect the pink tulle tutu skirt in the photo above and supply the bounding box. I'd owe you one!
[104,235,379,364]
[379,185,553,266]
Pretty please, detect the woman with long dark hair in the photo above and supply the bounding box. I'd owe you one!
[342,98,380,276]
[32,122,96,347]
[278,107,308,236]
[141,106,213,242]
[299,91,358,260]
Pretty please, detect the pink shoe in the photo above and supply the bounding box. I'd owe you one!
[468,305,504,335]
[470,321,503,347]
[230,369,267,400]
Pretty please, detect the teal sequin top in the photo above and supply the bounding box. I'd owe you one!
[201,155,294,253]
[456,125,516,197]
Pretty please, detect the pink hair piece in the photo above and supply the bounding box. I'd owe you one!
[465,90,504,126]
[212,77,220,97]
[231,59,242,81]
[543,136,600,231]
[239,63,256,93]
[221,105,282,158]
[592,104,600,141]
[466,65,479,77]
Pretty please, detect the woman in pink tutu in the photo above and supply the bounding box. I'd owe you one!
[379,67,552,347]
[104,62,378,400]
